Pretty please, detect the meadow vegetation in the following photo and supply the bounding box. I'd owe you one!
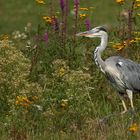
[1,0,140,139]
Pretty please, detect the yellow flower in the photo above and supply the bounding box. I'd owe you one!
[0,34,9,41]
[137,13,140,16]
[133,31,140,35]
[58,67,65,77]
[80,7,89,11]
[43,16,53,24]
[16,95,32,107]
[129,39,136,43]
[60,99,68,109]
[116,0,125,5]
[135,3,140,8]
[112,43,125,51]
[32,96,39,101]
[129,123,138,133]
[79,13,87,19]
[36,0,45,5]
[134,37,140,42]
[136,3,140,6]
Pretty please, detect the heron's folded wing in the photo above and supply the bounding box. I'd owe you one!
[116,58,140,92]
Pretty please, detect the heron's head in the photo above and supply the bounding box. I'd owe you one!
[76,26,107,38]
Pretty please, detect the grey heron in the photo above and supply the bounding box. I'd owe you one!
[76,26,140,114]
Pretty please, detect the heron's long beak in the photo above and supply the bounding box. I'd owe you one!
[76,30,94,37]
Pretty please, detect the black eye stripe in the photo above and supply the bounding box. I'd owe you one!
[98,27,107,32]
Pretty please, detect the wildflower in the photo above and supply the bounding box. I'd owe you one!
[79,14,87,19]
[135,3,140,8]
[135,37,140,42]
[60,0,65,12]
[112,43,125,51]
[16,95,32,107]
[85,18,91,30]
[26,40,31,48]
[75,0,79,5]
[60,99,68,109]
[137,13,140,16]
[0,34,9,40]
[75,0,79,17]
[42,32,48,44]
[0,34,12,47]
[24,22,32,32]
[129,39,136,43]
[122,38,137,46]
[133,31,140,34]
[12,31,27,40]
[52,17,59,31]
[35,0,45,5]
[120,10,129,19]
[129,123,138,133]
[21,33,27,39]
[58,67,65,77]
[29,96,39,101]
[80,7,89,11]
[43,16,53,24]
[12,31,21,39]
[116,0,125,5]
[33,104,43,111]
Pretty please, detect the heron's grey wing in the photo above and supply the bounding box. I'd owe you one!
[116,57,140,92]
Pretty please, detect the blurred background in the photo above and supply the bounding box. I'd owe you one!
[0,0,119,33]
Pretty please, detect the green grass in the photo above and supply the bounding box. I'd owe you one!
[1,0,119,33]
[1,0,140,139]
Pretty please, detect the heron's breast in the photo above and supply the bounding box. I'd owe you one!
[105,66,125,92]
[105,66,120,77]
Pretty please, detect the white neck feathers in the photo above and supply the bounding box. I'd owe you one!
[94,33,108,73]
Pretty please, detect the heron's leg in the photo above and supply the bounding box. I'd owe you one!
[121,99,128,114]
[119,93,127,114]
[126,89,134,110]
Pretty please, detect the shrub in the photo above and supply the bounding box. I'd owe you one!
[0,39,42,114]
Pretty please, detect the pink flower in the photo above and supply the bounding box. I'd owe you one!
[75,0,79,5]
[42,32,48,44]
[75,0,79,17]
[60,0,65,12]
[52,17,59,31]
[85,18,91,30]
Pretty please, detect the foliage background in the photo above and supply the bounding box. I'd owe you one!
[1,0,140,139]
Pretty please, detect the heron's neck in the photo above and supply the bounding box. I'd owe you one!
[94,34,108,73]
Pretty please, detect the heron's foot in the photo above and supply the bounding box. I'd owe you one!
[121,109,136,115]
[130,108,136,115]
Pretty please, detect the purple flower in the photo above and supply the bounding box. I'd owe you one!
[85,18,91,30]
[60,0,65,12]
[75,0,79,17]
[52,17,59,31]
[65,0,68,16]
[75,0,79,5]
[42,32,48,44]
